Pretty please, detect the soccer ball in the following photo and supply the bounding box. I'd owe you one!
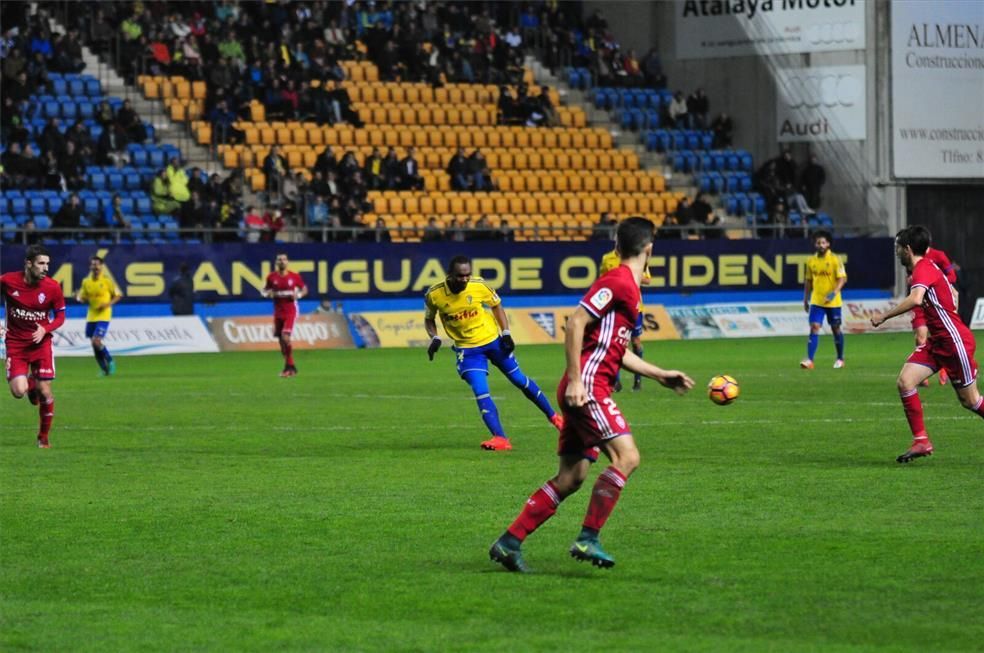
[707,375,740,405]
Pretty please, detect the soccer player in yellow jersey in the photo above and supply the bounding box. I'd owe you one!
[425,255,563,451]
[76,256,123,375]
[802,229,847,369]
[600,246,651,391]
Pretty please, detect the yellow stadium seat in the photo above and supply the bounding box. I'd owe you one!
[250,103,265,122]
[610,175,625,192]
[222,148,239,168]
[434,197,450,213]
[500,131,515,148]
[449,197,464,214]
[540,176,554,192]
[196,123,211,145]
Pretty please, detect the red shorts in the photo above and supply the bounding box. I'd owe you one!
[5,341,56,381]
[274,307,298,338]
[910,306,927,330]
[907,338,978,387]
[556,388,632,458]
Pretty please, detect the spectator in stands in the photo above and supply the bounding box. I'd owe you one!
[701,210,726,240]
[66,120,95,162]
[263,145,289,203]
[711,112,733,149]
[52,193,83,234]
[687,88,709,129]
[498,218,516,242]
[41,151,63,190]
[25,51,50,92]
[314,146,338,177]
[536,85,559,126]
[97,123,128,167]
[104,193,132,232]
[448,147,470,191]
[166,158,191,204]
[95,100,115,129]
[208,97,236,149]
[242,206,266,242]
[382,147,401,190]
[668,92,689,129]
[498,86,517,125]
[151,169,180,216]
[467,150,493,191]
[754,160,783,208]
[590,212,617,240]
[672,198,693,238]
[774,149,797,189]
[691,193,714,229]
[263,209,285,242]
[400,146,424,191]
[58,140,85,190]
[2,142,27,186]
[218,30,245,65]
[367,217,392,243]
[363,147,385,190]
[89,10,114,56]
[447,218,465,242]
[473,215,495,240]
[421,217,443,242]
[39,118,66,160]
[116,99,146,143]
[800,154,826,210]
[766,198,789,238]
[622,49,644,87]
[307,194,329,228]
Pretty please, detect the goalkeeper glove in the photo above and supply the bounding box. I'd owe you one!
[500,330,515,354]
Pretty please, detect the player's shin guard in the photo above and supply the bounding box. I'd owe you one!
[807,333,819,361]
[39,396,54,440]
[899,388,927,437]
[463,370,506,436]
[504,367,554,418]
[507,481,562,542]
[582,466,627,532]
[833,332,844,360]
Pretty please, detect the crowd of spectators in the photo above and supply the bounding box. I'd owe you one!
[754,150,828,236]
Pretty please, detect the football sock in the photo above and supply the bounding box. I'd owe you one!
[633,343,644,385]
[285,343,294,366]
[807,333,819,361]
[833,332,844,359]
[507,481,561,542]
[899,388,927,438]
[463,370,506,437]
[583,466,627,531]
[503,365,554,418]
[102,346,113,365]
[969,396,984,419]
[39,396,54,438]
[93,345,108,373]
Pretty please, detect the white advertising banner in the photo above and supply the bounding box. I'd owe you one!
[776,65,866,141]
[674,0,866,59]
[47,316,219,356]
[891,0,984,179]
[971,298,984,330]
[669,299,913,339]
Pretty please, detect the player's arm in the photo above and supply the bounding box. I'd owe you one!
[871,286,926,327]
[621,349,694,395]
[296,282,308,299]
[803,269,813,312]
[826,274,846,304]
[424,297,442,360]
[490,303,515,353]
[564,306,596,407]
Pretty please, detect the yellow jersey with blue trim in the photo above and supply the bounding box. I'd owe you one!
[80,274,122,322]
[424,277,502,348]
[805,250,846,308]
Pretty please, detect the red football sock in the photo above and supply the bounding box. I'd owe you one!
[284,343,294,366]
[899,388,927,438]
[507,481,561,542]
[583,466,627,531]
[970,396,984,418]
[39,397,54,438]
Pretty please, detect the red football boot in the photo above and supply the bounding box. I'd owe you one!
[549,414,565,431]
[480,436,512,451]
[897,437,933,463]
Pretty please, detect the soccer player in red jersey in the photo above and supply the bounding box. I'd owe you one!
[871,226,982,463]
[262,253,308,377]
[1,245,67,448]
[489,218,695,572]
[909,243,958,385]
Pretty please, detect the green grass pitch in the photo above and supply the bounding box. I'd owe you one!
[2,333,982,652]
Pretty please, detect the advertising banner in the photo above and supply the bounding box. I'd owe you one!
[891,0,984,179]
[776,65,866,141]
[1,240,895,302]
[971,298,984,330]
[208,313,354,351]
[348,306,683,348]
[674,0,866,60]
[44,316,218,357]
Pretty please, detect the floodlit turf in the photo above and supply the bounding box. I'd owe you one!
[2,333,982,652]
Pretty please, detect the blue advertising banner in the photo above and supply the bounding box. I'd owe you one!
[0,239,895,302]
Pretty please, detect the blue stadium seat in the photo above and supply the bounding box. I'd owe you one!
[107,172,124,191]
[47,196,63,213]
[135,196,151,214]
[89,172,106,190]
[84,77,100,96]
[0,197,7,213]
[148,148,165,168]
[51,78,67,95]
[10,197,27,214]
[69,78,85,96]
[82,196,99,215]
[34,215,52,230]
[118,197,135,214]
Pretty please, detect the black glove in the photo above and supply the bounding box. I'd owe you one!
[427,337,441,360]
[501,332,515,354]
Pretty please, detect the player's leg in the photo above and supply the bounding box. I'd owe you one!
[85,322,107,374]
[36,378,54,448]
[801,306,823,368]
[457,348,508,449]
[490,452,590,572]
[6,355,36,402]
[282,310,297,374]
[829,308,845,368]
[97,323,115,375]
[947,345,982,418]
[274,317,289,375]
[896,359,936,463]
[912,324,933,385]
[490,344,562,430]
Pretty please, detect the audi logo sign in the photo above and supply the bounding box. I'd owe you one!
[776,65,867,142]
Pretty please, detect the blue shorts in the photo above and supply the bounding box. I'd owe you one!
[632,312,644,338]
[808,305,842,327]
[454,337,518,377]
[85,321,110,338]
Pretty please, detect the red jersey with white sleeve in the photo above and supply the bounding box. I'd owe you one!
[560,265,641,399]
[1,272,66,350]
[910,257,971,345]
[264,271,305,317]
[925,247,957,284]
